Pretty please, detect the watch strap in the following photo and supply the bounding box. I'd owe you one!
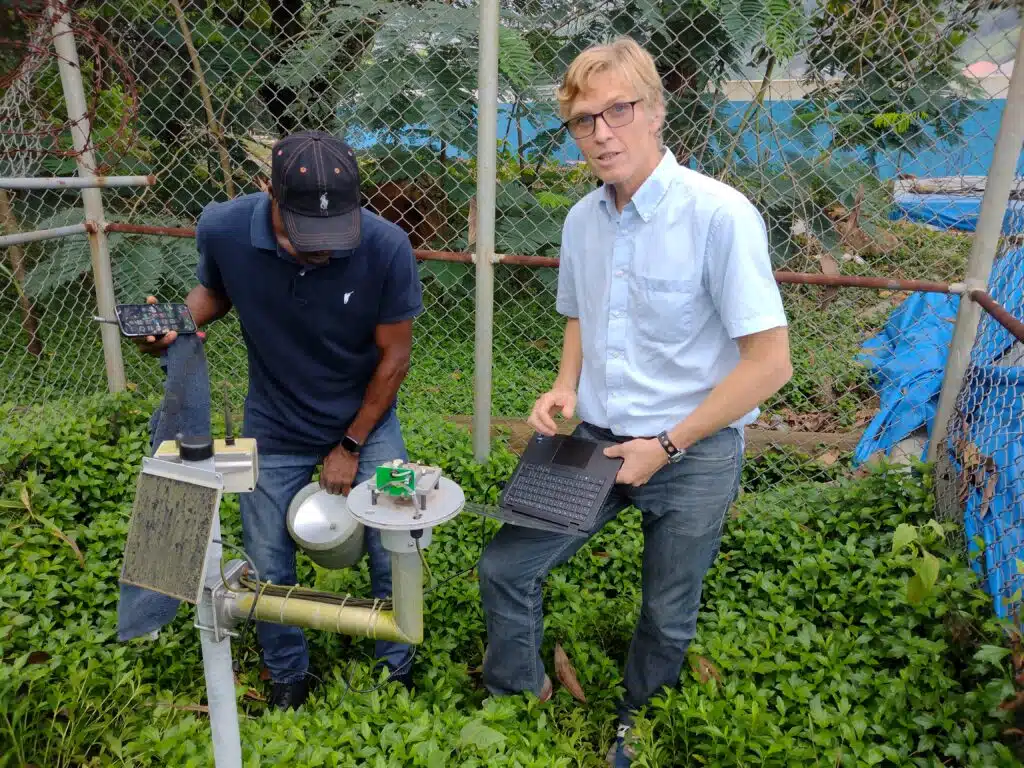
[341,434,362,453]
[657,430,682,460]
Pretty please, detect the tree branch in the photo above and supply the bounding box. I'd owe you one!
[0,190,42,356]
[722,55,776,179]
[169,0,236,198]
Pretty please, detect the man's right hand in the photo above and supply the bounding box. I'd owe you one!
[527,388,577,436]
[132,295,178,356]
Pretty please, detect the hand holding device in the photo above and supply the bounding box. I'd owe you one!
[99,296,198,356]
[115,301,196,338]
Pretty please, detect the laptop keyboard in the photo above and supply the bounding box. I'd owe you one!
[504,464,604,523]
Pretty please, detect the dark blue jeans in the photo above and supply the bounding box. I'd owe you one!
[478,421,743,722]
[240,410,412,684]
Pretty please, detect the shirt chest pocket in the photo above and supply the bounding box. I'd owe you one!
[628,274,696,343]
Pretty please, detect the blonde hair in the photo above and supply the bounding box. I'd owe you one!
[556,36,665,120]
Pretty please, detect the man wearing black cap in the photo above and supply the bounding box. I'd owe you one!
[134,130,424,710]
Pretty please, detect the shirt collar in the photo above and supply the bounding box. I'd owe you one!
[250,192,351,262]
[599,149,679,222]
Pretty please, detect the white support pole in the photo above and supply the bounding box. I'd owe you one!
[929,27,1024,463]
[48,1,126,392]
[198,513,243,768]
[473,0,500,463]
[390,551,424,644]
[190,450,243,768]
[0,175,156,190]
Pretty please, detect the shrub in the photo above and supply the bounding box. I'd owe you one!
[1,394,1020,767]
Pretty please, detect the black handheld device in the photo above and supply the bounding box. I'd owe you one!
[113,303,197,339]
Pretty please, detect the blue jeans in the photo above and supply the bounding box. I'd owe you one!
[239,410,413,684]
[478,421,743,722]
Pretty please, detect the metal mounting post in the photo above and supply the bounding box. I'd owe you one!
[929,26,1024,464]
[473,0,499,463]
[48,0,125,392]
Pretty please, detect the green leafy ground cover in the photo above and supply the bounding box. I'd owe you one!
[2,394,1021,767]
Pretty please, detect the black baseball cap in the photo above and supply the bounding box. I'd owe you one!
[270,131,361,252]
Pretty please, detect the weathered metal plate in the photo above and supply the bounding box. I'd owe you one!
[120,471,220,604]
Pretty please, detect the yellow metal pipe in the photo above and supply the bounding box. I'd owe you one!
[228,552,424,644]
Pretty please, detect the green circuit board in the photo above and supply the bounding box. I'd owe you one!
[375,465,416,496]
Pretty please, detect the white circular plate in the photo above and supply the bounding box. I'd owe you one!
[347,475,465,530]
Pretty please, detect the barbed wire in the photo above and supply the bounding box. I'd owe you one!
[0,0,140,162]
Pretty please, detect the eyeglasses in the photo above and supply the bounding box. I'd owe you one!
[562,100,641,139]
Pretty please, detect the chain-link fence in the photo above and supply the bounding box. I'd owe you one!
[932,171,1024,621]
[3,0,1024,605]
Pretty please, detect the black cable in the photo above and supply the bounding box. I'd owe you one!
[424,483,496,596]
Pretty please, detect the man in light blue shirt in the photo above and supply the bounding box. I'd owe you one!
[477,37,792,766]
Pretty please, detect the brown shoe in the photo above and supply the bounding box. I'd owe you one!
[539,674,553,702]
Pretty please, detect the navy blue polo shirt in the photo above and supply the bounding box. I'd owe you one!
[194,192,423,454]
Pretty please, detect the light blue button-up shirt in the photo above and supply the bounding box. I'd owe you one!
[556,150,788,438]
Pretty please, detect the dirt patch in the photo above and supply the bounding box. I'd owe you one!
[446,416,863,456]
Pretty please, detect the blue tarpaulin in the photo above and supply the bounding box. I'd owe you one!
[853,291,959,465]
[892,193,1024,234]
[855,231,1024,616]
[958,366,1024,615]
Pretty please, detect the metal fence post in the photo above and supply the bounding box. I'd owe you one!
[48,1,126,393]
[472,0,499,463]
[928,26,1024,465]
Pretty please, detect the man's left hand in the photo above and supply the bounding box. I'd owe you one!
[603,438,669,487]
[321,445,358,495]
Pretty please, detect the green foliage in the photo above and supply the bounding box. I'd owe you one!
[726,156,892,264]
[2,395,1022,767]
[740,445,848,493]
[891,518,949,605]
[20,208,199,303]
[270,0,550,158]
[357,144,588,260]
[798,0,986,164]
[696,0,808,62]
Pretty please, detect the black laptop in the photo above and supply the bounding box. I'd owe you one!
[496,432,624,535]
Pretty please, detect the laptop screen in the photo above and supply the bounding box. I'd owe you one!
[551,438,594,469]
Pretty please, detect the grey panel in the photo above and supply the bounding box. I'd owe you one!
[120,472,220,604]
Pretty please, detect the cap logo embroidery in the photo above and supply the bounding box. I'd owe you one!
[320,193,329,211]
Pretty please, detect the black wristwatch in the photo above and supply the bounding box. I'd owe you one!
[657,430,685,463]
[340,434,362,454]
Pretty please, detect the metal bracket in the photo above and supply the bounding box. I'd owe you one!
[152,439,257,493]
[199,559,247,642]
[142,455,224,490]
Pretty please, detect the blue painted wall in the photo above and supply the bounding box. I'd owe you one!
[527,99,1020,178]
[346,98,1021,179]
